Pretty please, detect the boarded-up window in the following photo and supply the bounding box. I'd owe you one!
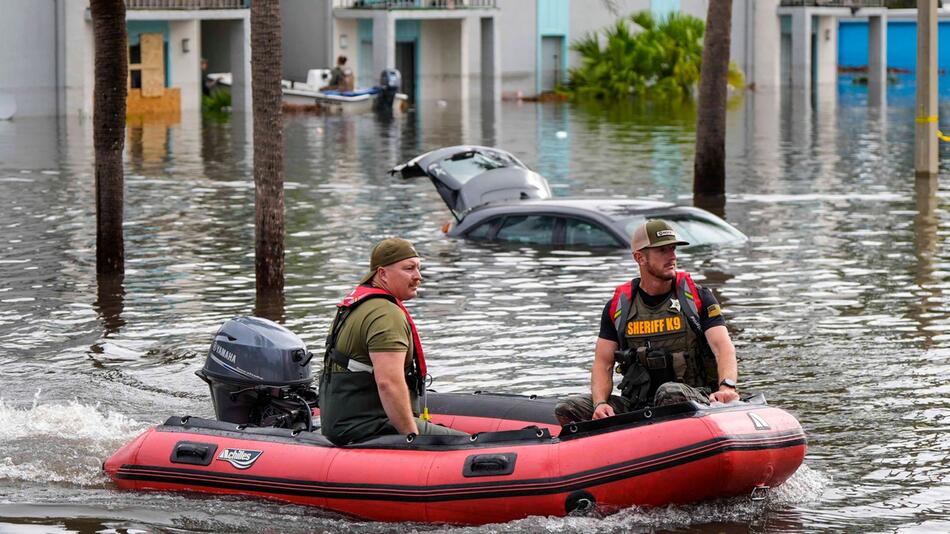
[140,33,165,97]
[129,33,165,96]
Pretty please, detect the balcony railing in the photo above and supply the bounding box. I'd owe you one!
[126,0,248,9]
[334,0,496,9]
[779,1,885,6]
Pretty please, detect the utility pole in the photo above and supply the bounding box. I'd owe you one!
[915,0,938,177]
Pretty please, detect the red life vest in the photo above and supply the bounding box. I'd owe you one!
[338,285,427,378]
[609,271,703,337]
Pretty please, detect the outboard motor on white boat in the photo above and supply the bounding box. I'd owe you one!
[196,316,317,431]
[375,68,402,113]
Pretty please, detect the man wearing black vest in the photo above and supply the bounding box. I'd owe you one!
[320,238,467,445]
[555,220,740,424]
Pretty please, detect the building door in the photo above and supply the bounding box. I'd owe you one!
[396,41,416,102]
[540,36,563,92]
[359,39,374,89]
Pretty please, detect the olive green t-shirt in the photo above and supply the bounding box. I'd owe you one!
[330,298,413,370]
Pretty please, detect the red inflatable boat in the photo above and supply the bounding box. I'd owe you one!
[104,391,805,524]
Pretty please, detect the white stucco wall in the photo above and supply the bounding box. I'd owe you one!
[731,0,781,89]
[420,18,464,102]
[0,0,59,117]
[67,2,96,117]
[495,0,536,97]
[170,19,201,111]
[281,0,333,82]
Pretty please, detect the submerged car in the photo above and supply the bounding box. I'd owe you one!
[390,146,747,249]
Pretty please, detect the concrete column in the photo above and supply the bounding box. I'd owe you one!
[170,19,200,112]
[915,0,938,177]
[814,15,837,87]
[750,0,781,89]
[459,17,471,102]
[372,12,395,78]
[60,0,93,117]
[229,16,252,113]
[480,16,501,101]
[868,14,888,87]
[868,13,888,107]
[790,9,812,90]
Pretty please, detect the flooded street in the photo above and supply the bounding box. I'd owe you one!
[1,84,950,533]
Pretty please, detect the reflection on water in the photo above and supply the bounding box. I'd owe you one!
[1,84,950,532]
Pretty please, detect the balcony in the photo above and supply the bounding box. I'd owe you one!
[334,0,496,9]
[779,1,884,6]
[125,0,248,9]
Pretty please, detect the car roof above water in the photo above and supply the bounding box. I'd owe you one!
[467,197,679,218]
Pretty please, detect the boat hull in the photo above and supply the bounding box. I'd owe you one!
[104,393,805,524]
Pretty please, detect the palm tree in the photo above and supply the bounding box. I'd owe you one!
[89,0,128,275]
[693,0,732,215]
[250,0,285,319]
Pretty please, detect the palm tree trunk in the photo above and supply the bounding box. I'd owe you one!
[693,0,732,215]
[251,0,285,316]
[90,0,128,275]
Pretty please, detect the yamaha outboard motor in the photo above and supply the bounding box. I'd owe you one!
[375,68,402,114]
[196,316,317,431]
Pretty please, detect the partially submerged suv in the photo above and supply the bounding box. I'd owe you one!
[390,146,747,249]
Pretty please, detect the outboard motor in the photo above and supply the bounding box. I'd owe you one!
[196,316,317,431]
[375,68,402,114]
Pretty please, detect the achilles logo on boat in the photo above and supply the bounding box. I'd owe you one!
[748,412,771,431]
[217,448,262,469]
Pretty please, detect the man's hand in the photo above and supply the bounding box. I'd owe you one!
[592,402,615,420]
[709,386,739,403]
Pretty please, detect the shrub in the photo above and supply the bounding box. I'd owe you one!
[565,11,744,101]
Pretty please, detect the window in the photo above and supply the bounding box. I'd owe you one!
[466,218,498,240]
[564,218,619,248]
[433,150,523,184]
[666,217,745,246]
[621,215,744,247]
[495,215,556,245]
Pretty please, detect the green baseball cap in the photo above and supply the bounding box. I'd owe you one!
[359,237,420,284]
[631,219,689,251]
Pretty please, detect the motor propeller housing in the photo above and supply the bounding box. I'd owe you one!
[196,316,316,430]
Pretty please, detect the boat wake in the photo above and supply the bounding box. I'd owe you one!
[0,395,147,486]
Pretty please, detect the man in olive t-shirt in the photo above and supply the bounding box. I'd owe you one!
[319,238,467,445]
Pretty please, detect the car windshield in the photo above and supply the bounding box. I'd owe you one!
[621,215,745,247]
[432,150,523,184]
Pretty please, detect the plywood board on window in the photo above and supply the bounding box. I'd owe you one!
[140,33,165,97]
[127,88,180,118]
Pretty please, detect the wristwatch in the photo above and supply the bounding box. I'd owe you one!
[719,378,737,390]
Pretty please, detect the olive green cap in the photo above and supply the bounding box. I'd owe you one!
[359,237,420,284]
[631,219,689,251]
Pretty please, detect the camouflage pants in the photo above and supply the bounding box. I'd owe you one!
[554,382,711,425]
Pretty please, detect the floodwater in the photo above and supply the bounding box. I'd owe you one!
[1,81,950,533]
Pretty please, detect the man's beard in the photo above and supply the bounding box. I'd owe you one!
[645,261,675,282]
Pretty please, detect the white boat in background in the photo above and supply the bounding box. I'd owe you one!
[314,87,408,114]
[207,69,407,114]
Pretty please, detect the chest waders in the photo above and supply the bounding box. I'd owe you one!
[319,286,426,445]
[609,271,718,408]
